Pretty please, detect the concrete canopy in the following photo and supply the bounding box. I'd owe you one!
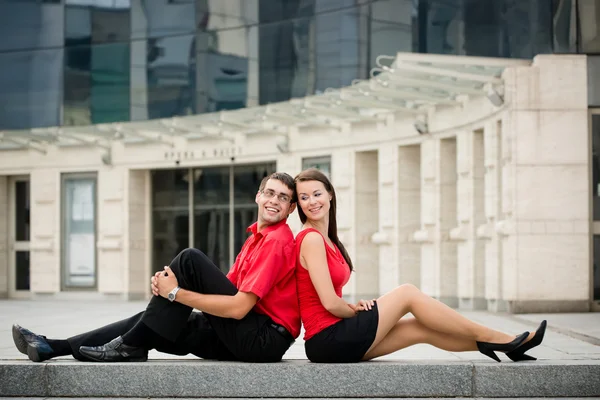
[0,52,530,153]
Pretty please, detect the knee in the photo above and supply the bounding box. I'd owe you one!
[397,283,419,295]
[180,248,203,258]
[179,248,208,265]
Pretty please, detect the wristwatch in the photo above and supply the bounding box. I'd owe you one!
[168,286,181,302]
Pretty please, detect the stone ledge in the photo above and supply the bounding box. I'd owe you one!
[0,359,598,398]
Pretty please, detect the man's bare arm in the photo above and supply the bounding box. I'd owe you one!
[151,266,258,319]
[175,289,258,320]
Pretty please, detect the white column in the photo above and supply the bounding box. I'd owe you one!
[453,130,486,309]
[376,145,399,294]
[480,120,506,311]
[124,169,150,300]
[97,167,126,295]
[0,176,8,297]
[332,149,356,299]
[354,151,379,299]
[29,169,60,293]
[396,145,421,288]
[500,55,589,312]
[416,138,458,307]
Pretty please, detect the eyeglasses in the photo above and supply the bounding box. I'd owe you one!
[261,189,292,203]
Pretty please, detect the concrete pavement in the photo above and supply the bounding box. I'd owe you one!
[1,299,599,398]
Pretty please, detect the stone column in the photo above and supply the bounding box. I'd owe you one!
[374,145,399,294]
[29,169,60,294]
[331,149,355,298]
[416,137,458,307]
[500,55,589,312]
[354,151,379,299]
[97,167,126,295]
[125,169,150,300]
[479,120,506,311]
[0,176,7,297]
[453,130,486,309]
[396,144,421,288]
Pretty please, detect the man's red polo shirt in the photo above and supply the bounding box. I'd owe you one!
[226,219,300,338]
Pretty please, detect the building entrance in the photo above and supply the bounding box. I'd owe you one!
[591,109,600,310]
[8,176,30,298]
[151,163,275,274]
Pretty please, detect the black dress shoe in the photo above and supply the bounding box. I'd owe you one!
[12,324,55,362]
[79,336,148,362]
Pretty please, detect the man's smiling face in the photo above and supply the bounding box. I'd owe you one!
[255,178,296,230]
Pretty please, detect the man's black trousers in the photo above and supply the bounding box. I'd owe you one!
[66,248,293,362]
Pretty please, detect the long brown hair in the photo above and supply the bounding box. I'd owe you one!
[294,168,354,272]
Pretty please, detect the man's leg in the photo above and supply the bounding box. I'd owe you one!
[138,248,238,342]
[79,248,239,361]
[154,312,236,361]
[12,312,145,362]
[150,248,292,362]
[66,312,144,360]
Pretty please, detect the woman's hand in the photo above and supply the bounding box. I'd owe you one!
[353,299,376,312]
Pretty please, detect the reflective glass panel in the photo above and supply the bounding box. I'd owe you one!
[194,167,230,206]
[232,164,275,259]
[590,57,600,106]
[63,176,97,288]
[64,2,130,126]
[135,0,198,119]
[15,181,30,242]
[592,115,600,219]
[303,156,331,178]
[193,166,230,270]
[16,251,30,291]
[194,209,230,272]
[552,0,577,53]
[579,0,600,53]
[594,235,600,301]
[152,169,190,274]
[414,0,555,59]
[0,1,62,129]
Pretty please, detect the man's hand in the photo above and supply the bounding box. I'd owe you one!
[151,266,179,299]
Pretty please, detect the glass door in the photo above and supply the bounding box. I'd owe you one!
[62,174,97,289]
[8,176,30,298]
[591,109,600,311]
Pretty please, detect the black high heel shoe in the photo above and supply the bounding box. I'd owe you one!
[506,320,547,362]
[476,331,529,362]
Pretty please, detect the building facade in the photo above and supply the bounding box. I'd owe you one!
[1,0,599,312]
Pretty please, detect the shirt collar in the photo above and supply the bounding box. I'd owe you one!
[246,219,288,237]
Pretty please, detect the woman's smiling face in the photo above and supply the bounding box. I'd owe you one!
[296,179,331,222]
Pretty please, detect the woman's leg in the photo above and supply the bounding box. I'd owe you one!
[362,317,477,360]
[366,283,530,355]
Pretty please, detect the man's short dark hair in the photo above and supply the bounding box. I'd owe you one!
[259,172,296,203]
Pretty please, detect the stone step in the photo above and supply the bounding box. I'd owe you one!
[1,360,599,398]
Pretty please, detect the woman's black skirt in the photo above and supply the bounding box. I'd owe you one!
[304,302,379,363]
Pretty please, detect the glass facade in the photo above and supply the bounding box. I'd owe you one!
[151,163,275,273]
[2,0,598,130]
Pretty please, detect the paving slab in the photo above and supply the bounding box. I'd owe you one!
[1,299,599,398]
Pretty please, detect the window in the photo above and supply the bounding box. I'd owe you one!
[579,0,600,53]
[303,156,331,178]
[62,174,97,288]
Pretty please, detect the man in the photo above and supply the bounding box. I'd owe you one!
[12,172,299,363]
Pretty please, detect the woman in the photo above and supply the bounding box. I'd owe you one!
[294,168,546,363]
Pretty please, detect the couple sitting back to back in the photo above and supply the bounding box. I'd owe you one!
[13,169,546,364]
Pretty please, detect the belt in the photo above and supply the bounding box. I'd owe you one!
[270,323,295,342]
